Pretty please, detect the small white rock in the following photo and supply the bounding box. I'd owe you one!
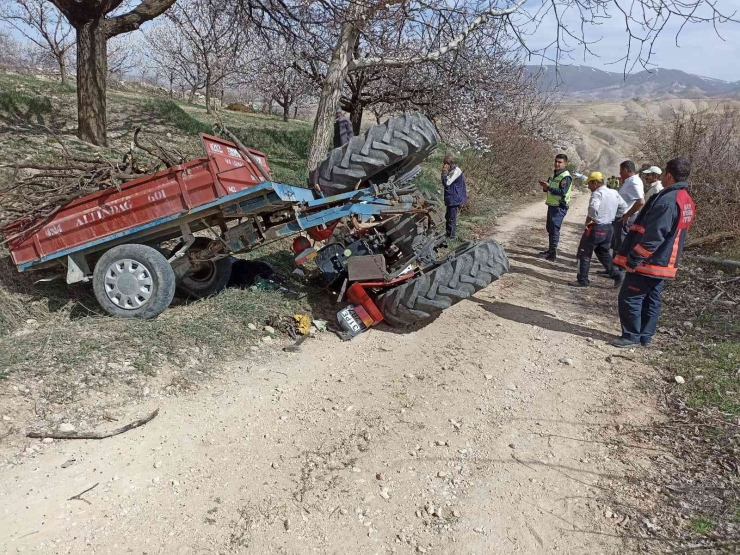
[262,336,273,343]
[484,374,493,380]
[675,376,685,384]
[379,488,390,500]
[280,414,289,421]
[559,358,574,366]
[58,423,75,433]
[154,461,163,469]
[264,325,276,334]
[437,470,447,478]
[142,386,150,396]
[42,438,54,444]
[247,323,257,331]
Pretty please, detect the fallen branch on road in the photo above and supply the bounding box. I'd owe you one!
[68,483,99,504]
[27,408,159,440]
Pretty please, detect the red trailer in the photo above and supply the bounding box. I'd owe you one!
[2,115,509,335]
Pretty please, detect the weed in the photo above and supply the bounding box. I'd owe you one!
[669,340,740,415]
[690,517,716,535]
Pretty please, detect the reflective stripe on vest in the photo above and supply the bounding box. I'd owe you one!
[546,171,572,207]
[613,252,678,278]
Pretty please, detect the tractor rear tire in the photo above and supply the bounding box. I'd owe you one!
[377,239,509,328]
[317,113,439,197]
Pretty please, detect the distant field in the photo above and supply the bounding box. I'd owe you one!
[560,97,740,173]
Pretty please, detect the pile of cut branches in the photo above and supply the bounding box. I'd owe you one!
[0,128,187,232]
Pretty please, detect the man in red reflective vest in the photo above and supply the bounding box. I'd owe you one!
[612,157,696,348]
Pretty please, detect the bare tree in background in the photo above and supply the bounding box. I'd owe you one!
[108,34,141,81]
[0,0,74,86]
[257,38,313,121]
[165,0,251,114]
[49,0,176,146]
[144,21,202,100]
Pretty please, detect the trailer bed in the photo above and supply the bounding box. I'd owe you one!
[2,134,310,270]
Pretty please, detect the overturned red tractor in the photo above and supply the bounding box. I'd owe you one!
[2,114,509,335]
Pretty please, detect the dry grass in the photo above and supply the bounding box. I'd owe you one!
[637,106,740,240]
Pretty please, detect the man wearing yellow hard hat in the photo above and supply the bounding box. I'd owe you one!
[572,171,629,288]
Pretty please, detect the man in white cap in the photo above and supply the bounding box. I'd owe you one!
[641,165,664,203]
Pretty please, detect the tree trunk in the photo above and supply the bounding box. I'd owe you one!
[293,105,298,119]
[57,54,67,87]
[188,85,196,103]
[350,103,363,135]
[205,73,212,114]
[76,20,108,146]
[283,93,290,121]
[306,18,360,179]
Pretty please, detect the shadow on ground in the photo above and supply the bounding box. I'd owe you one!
[471,297,614,341]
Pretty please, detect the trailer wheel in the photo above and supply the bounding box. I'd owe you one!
[175,237,232,299]
[377,239,509,328]
[317,113,439,197]
[93,244,176,319]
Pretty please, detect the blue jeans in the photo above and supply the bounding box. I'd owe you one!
[618,273,665,343]
[546,205,568,252]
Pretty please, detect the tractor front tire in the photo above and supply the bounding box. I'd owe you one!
[377,239,509,328]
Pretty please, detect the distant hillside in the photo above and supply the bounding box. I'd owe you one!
[526,65,740,100]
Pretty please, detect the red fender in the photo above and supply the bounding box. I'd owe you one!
[307,221,339,241]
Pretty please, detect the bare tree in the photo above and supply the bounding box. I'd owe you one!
[49,0,176,146]
[108,33,141,81]
[164,0,251,114]
[257,38,313,121]
[0,0,74,86]
[144,20,203,101]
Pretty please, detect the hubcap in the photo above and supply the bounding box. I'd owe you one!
[103,258,153,310]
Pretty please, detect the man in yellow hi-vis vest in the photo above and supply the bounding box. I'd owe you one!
[537,153,573,261]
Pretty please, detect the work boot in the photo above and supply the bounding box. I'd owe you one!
[545,250,557,261]
[536,249,551,258]
[613,272,625,288]
[612,337,640,348]
[569,280,588,288]
[596,269,611,276]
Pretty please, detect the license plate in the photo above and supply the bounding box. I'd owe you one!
[337,306,366,336]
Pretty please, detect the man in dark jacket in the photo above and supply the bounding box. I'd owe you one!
[441,155,467,239]
[612,157,696,348]
[333,109,353,148]
[538,153,572,261]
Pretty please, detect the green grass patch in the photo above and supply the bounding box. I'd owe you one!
[148,99,312,185]
[690,517,716,535]
[674,341,740,415]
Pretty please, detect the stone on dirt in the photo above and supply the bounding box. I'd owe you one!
[58,423,75,433]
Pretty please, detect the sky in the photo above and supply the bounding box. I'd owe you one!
[516,0,740,81]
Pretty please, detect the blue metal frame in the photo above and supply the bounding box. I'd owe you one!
[17,181,409,271]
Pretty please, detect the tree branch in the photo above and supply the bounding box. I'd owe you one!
[105,0,177,38]
[348,0,527,71]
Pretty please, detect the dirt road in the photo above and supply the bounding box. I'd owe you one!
[1,192,655,554]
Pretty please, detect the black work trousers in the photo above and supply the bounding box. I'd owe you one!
[445,205,460,238]
[577,223,618,285]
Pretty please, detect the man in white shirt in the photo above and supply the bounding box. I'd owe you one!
[572,172,629,288]
[612,160,645,254]
[641,165,664,203]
